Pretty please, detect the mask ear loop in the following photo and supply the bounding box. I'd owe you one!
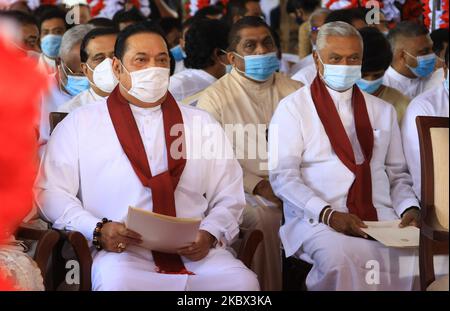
[83,62,97,88]
[231,51,248,76]
[117,60,132,92]
[316,51,326,80]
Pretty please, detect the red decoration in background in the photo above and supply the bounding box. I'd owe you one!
[88,0,105,17]
[0,37,49,290]
[442,0,449,28]
[402,0,423,24]
[325,0,359,9]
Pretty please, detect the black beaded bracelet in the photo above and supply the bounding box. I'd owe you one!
[92,218,111,250]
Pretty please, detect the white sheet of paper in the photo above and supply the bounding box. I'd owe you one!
[125,206,201,253]
[361,220,420,248]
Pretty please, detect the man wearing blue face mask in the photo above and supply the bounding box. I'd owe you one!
[198,16,302,291]
[384,21,436,99]
[356,27,410,124]
[402,46,449,200]
[37,8,67,74]
[38,24,94,157]
[59,27,119,113]
[269,21,424,290]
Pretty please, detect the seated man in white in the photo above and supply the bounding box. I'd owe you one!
[384,21,435,99]
[402,46,449,199]
[59,27,119,113]
[268,22,421,291]
[36,23,260,291]
[169,18,230,106]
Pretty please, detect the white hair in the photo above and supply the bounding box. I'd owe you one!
[316,21,363,52]
[59,24,95,60]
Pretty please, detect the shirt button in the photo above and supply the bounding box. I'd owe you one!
[309,219,314,224]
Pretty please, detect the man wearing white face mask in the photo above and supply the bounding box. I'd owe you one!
[58,28,119,113]
[384,22,436,99]
[198,17,301,291]
[269,22,424,290]
[36,23,259,291]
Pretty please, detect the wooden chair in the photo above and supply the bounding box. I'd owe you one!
[15,225,60,290]
[50,228,263,291]
[416,116,449,291]
[47,112,264,290]
[49,112,68,134]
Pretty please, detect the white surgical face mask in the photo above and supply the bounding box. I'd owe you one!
[119,63,170,103]
[86,58,118,93]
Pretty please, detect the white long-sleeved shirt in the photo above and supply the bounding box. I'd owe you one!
[401,83,449,199]
[383,66,431,99]
[169,69,217,103]
[268,84,419,256]
[36,100,245,247]
[291,63,317,86]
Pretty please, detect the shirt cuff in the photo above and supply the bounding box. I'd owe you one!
[243,172,265,194]
[69,215,102,242]
[395,198,421,218]
[303,196,330,226]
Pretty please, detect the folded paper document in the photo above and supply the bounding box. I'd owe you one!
[126,206,201,253]
[361,220,419,248]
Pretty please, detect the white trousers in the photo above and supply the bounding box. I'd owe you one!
[91,245,260,291]
[296,226,443,291]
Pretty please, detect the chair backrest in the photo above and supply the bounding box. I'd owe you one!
[416,116,449,231]
[49,112,68,135]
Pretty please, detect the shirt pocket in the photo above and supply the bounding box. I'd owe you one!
[372,128,390,164]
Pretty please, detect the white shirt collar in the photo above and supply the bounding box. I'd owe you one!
[129,103,162,117]
[326,85,353,104]
[190,69,217,84]
[387,66,418,84]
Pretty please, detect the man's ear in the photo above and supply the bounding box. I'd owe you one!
[112,56,121,79]
[80,63,89,76]
[227,51,235,67]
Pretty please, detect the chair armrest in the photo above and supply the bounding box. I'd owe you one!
[16,226,60,290]
[54,230,93,291]
[237,228,264,269]
[421,223,449,242]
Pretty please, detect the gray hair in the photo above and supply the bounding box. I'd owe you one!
[387,21,429,52]
[316,21,363,52]
[309,8,331,23]
[59,24,95,59]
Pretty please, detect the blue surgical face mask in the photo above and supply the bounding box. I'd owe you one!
[65,75,90,96]
[41,34,62,58]
[61,62,90,96]
[170,45,186,62]
[445,69,449,93]
[405,52,436,78]
[318,53,362,91]
[234,52,280,82]
[356,77,384,94]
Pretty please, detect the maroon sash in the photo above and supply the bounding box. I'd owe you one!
[107,87,193,274]
[310,75,378,221]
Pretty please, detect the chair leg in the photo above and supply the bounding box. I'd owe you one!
[419,233,435,290]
